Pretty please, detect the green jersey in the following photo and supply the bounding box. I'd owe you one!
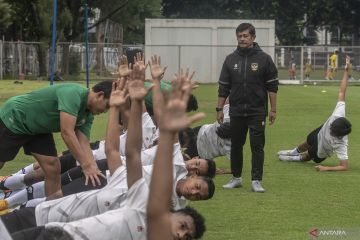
[144,81,172,108]
[0,83,93,138]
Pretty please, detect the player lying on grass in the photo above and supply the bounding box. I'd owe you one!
[278,56,352,172]
[5,56,207,240]
[179,98,232,174]
[147,69,207,240]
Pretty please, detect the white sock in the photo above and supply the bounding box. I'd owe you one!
[14,164,35,175]
[3,174,26,190]
[24,197,46,208]
[291,147,300,155]
[6,181,45,208]
[289,155,301,161]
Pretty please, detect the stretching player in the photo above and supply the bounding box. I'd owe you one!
[278,56,352,171]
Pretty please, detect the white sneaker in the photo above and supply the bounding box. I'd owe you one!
[251,180,265,193]
[223,177,242,189]
[279,155,301,161]
[277,149,299,156]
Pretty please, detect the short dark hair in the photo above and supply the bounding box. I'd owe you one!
[330,117,352,137]
[204,159,216,178]
[145,94,198,117]
[236,23,256,36]
[187,94,198,112]
[179,127,199,158]
[174,206,206,239]
[43,227,74,240]
[92,80,113,99]
[200,176,215,200]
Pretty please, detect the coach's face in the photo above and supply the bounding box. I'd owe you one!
[181,176,209,201]
[185,157,208,176]
[170,213,195,240]
[236,30,255,49]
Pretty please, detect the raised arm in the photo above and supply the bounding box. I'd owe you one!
[148,54,168,124]
[125,53,152,189]
[338,55,351,102]
[147,71,205,240]
[105,78,129,175]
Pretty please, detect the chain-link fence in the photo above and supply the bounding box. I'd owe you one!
[1,41,359,83]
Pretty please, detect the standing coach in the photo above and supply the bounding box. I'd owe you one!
[217,23,278,192]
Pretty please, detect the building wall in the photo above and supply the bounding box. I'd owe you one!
[145,19,275,83]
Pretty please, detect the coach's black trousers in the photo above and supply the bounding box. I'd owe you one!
[230,115,266,180]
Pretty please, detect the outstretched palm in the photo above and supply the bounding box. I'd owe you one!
[128,63,150,101]
[109,79,129,108]
[159,74,205,132]
[118,55,132,77]
[149,55,167,80]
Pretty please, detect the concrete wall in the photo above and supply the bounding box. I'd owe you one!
[145,19,275,83]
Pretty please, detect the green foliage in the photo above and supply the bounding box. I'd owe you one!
[0,0,12,31]
[92,0,162,43]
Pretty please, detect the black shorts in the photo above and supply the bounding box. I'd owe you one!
[61,140,100,155]
[0,207,36,233]
[306,125,326,163]
[59,153,78,174]
[0,120,57,162]
[61,159,108,196]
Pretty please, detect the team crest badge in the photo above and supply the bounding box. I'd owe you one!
[251,63,258,71]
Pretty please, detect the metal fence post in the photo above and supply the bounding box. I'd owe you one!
[178,45,181,74]
[0,40,2,80]
[300,46,304,84]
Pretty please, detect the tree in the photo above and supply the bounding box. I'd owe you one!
[0,0,12,32]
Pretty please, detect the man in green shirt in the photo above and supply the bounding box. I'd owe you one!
[0,81,112,199]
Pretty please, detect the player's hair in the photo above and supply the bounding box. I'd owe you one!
[187,94,199,112]
[330,117,352,137]
[200,176,215,200]
[236,23,256,37]
[43,227,74,240]
[173,206,206,239]
[146,94,198,116]
[92,80,113,99]
[178,127,199,158]
[204,159,216,178]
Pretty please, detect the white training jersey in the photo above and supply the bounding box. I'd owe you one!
[197,104,231,160]
[35,166,129,225]
[92,112,157,160]
[46,178,148,240]
[317,101,348,160]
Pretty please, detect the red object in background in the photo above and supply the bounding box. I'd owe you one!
[19,73,25,80]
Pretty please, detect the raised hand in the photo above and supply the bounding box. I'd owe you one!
[109,78,129,108]
[118,55,132,77]
[149,54,167,80]
[128,63,152,101]
[134,52,147,74]
[159,70,205,132]
[345,55,351,71]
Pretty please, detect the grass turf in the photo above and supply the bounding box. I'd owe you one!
[1,80,360,239]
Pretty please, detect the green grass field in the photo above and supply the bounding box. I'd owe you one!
[1,80,360,239]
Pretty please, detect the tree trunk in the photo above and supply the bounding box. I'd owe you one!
[37,43,48,78]
[93,22,106,76]
[61,43,70,76]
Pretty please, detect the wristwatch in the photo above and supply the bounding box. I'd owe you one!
[216,107,223,112]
